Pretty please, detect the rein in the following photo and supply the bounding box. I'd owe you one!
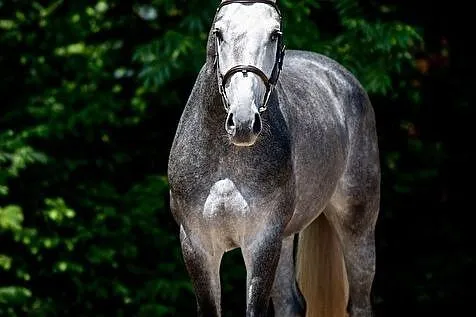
[214,0,286,113]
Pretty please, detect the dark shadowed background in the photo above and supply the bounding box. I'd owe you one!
[0,0,474,316]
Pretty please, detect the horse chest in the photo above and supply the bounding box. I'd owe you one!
[204,179,249,218]
[200,178,264,247]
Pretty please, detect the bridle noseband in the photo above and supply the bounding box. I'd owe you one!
[214,0,286,113]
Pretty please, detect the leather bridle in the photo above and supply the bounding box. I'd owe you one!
[214,0,286,113]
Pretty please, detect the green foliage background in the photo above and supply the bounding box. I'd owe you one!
[0,0,473,316]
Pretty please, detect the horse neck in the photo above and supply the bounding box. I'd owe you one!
[196,61,228,132]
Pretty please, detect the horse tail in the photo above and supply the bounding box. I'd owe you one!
[296,211,348,317]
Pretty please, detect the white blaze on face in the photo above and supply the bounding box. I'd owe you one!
[214,3,280,112]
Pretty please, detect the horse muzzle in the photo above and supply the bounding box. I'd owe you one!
[225,110,262,146]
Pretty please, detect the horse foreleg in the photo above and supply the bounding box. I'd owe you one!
[271,235,306,317]
[242,230,282,317]
[180,225,222,317]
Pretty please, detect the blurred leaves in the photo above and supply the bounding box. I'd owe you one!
[0,0,190,315]
[0,206,23,232]
[0,287,31,305]
[134,31,198,87]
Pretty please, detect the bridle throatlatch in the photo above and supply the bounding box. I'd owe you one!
[214,0,286,113]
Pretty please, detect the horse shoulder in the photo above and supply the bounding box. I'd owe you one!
[168,63,218,194]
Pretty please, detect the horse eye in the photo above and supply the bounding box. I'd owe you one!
[213,28,223,41]
[270,30,282,42]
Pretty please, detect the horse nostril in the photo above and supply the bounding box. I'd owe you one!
[227,113,235,128]
[252,113,262,135]
[226,113,235,133]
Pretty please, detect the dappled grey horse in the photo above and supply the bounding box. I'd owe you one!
[168,1,380,316]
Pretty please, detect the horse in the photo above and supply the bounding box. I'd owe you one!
[167,1,380,316]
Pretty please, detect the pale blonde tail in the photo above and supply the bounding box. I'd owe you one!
[296,212,349,317]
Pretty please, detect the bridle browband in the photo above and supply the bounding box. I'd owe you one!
[214,0,286,113]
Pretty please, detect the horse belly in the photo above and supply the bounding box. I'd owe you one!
[284,149,346,235]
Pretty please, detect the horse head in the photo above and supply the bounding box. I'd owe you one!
[213,0,285,146]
